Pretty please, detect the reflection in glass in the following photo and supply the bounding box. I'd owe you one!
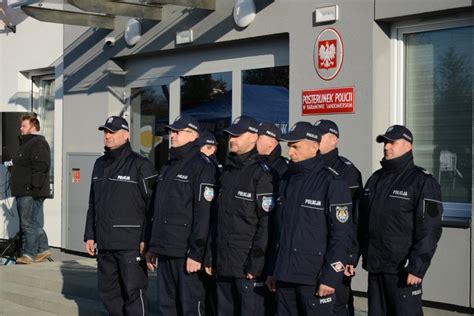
[241,66,289,135]
[130,85,170,170]
[180,72,232,163]
[405,26,472,206]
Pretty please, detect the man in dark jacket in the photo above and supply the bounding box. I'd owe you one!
[266,122,353,316]
[10,113,52,264]
[198,130,222,172]
[84,116,157,316]
[214,115,275,315]
[256,122,288,179]
[145,115,217,315]
[358,125,443,316]
[314,119,363,316]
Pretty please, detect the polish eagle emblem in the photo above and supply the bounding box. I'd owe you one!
[318,40,337,70]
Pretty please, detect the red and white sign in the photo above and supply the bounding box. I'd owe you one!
[314,28,344,81]
[302,87,355,115]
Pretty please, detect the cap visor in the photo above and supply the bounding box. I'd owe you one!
[280,134,306,142]
[98,125,120,132]
[165,123,186,131]
[222,126,245,136]
[376,135,395,143]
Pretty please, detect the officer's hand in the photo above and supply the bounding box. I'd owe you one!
[407,273,422,286]
[145,251,157,272]
[245,273,255,280]
[139,242,146,256]
[186,257,202,274]
[85,240,96,257]
[266,276,276,292]
[317,284,335,297]
[204,266,215,276]
[344,265,355,277]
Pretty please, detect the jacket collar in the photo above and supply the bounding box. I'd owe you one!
[19,133,41,145]
[169,140,200,161]
[380,150,414,173]
[321,148,339,166]
[227,147,259,168]
[287,153,324,174]
[261,144,282,165]
[104,141,132,160]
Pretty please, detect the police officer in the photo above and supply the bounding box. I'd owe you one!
[84,116,157,316]
[314,119,363,316]
[358,125,443,316]
[266,121,353,316]
[256,122,288,179]
[198,130,223,172]
[214,115,275,315]
[146,115,217,315]
[197,130,222,315]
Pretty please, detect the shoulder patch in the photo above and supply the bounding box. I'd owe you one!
[340,156,353,166]
[326,166,340,176]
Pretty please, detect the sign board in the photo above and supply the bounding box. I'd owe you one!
[314,28,344,81]
[302,87,355,115]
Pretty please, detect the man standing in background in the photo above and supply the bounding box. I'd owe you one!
[11,113,52,264]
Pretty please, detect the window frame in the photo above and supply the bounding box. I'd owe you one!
[392,16,473,225]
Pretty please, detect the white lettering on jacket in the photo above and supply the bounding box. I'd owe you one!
[304,199,322,206]
[117,175,130,180]
[237,191,252,198]
[392,190,408,197]
[176,174,188,180]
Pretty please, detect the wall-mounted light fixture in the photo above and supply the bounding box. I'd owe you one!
[176,29,193,45]
[124,18,142,46]
[314,5,339,24]
[233,0,256,28]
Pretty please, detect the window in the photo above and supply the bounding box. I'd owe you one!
[130,85,170,170]
[180,72,232,163]
[400,21,473,220]
[241,66,289,135]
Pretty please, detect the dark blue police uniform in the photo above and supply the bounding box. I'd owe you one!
[148,116,217,316]
[268,122,353,316]
[358,126,443,316]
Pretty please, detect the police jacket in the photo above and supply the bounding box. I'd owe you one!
[215,148,274,278]
[84,142,157,250]
[322,148,363,265]
[358,151,443,278]
[148,141,217,263]
[10,134,51,198]
[270,154,353,288]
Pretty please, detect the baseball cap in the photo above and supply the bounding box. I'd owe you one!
[165,114,200,133]
[98,116,129,132]
[258,122,281,140]
[198,131,217,147]
[222,115,259,136]
[281,122,321,142]
[314,119,339,137]
[376,125,413,144]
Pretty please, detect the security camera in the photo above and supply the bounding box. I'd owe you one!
[104,37,115,46]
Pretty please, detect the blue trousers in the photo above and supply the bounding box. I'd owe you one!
[16,196,49,257]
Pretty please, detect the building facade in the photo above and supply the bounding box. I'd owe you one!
[0,0,472,309]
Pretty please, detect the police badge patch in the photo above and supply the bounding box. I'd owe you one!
[203,186,214,202]
[262,196,275,212]
[335,206,349,223]
[330,261,345,273]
